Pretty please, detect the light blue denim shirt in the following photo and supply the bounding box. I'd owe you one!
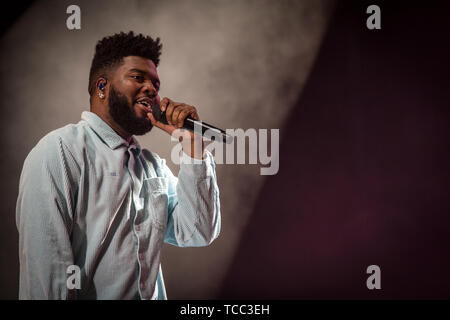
[16,111,221,300]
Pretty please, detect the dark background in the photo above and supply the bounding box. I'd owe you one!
[219,0,450,299]
[2,0,450,299]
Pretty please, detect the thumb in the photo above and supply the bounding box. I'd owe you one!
[147,112,175,134]
[147,112,157,125]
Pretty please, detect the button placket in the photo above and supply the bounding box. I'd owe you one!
[125,146,149,299]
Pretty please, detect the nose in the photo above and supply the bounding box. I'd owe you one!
[143,81,157,98]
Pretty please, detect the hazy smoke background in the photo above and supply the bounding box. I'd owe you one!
[0,0,332,298]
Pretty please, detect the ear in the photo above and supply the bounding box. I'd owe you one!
[96,77,108,92]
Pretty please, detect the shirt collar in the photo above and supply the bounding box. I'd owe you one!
[81,111,141,154]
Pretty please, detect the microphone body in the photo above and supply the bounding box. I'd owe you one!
[152,104,233,144]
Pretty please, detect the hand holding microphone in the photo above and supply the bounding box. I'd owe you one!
[147,97,233,144]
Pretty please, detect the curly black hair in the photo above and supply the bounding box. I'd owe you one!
[88,31,162,96]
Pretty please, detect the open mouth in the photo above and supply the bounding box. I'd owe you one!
[134,97,152,112]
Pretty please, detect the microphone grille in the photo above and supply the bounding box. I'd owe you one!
[151,103,168,124]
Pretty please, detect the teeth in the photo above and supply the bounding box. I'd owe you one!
[137,101,150,107]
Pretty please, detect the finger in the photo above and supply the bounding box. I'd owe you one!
[173,105,195,128]
[160,97,170,112]
[176,107,195,128]
[191,110,200,121]
[171,105,186,128]
[175,109,190,128]
[166,101,183,125]
[165,99,176,125]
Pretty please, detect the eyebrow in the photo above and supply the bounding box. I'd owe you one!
[128,68,147,74]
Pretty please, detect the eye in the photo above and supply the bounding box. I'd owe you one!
[131,75,145,82]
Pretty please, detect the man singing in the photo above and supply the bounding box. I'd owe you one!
[16,31,221,299]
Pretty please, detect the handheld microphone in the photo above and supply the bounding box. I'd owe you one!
[151,104,233,144]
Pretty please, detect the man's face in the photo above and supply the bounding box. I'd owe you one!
[108,56,161,136]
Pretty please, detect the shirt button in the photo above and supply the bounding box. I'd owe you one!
[139,253,144,260]
[135,225,140,231]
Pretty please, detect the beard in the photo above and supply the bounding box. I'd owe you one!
[108,85,153,136]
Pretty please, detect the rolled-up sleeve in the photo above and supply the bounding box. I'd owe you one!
[163,150,221,247]
[16,134,77,299]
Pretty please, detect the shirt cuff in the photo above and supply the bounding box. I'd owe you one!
[180,150,214,178]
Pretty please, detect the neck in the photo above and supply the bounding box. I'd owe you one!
[90,104,132,141]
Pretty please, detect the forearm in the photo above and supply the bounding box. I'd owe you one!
[168,151,221,247]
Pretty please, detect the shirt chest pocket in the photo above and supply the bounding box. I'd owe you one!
[142,177,169,231]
